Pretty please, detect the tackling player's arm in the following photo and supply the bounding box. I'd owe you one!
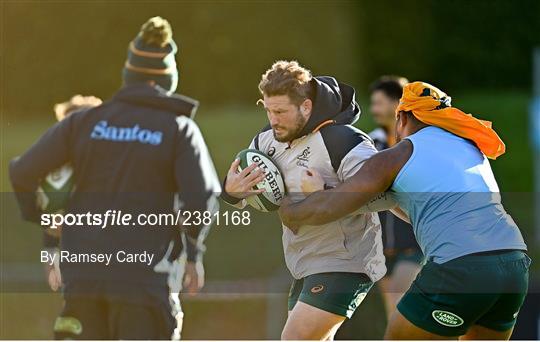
[279,140,412,229]
[9,116,73,223]
[301,170,400,216]
[335,136,402,217]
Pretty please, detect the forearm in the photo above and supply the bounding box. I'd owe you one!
[43,230,60,249]
[348,192,397,216]
[280,143,411,228]
[185,229,206,262]
[10,159,43,223]
[282,187,377,227]
[9,119,72,223]
[183,196,219,262]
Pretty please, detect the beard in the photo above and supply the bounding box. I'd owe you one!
[272,111,308,143]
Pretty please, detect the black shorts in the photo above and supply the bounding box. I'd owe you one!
[54,288,178,340]
[397,250,531,336]
[385,248,424,275]
[288,272,373,318]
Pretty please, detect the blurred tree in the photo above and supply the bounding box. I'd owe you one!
[2,0,539,117]
[357,0,540,92]
[2,1,360,117]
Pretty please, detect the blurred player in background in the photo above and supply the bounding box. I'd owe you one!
[10,17,220,340]
[43,94,103,291]
[368,76,424,319]
[221,61,385,340]
[280,81,530,340]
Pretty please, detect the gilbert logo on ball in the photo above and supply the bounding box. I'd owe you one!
[236,149,285,212]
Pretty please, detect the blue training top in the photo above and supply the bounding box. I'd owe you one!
[391,126,526,264]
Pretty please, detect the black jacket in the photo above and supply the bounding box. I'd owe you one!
[9,84,220,287]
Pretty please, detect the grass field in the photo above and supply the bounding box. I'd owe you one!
[0,89,538,339]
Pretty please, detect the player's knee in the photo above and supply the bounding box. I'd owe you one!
[384,322,415,340]
[460,325,514,340]
[383,324,398,340]
[281,326,302,340]
[384,311,409,340]
[281,323,317,340]
[282,302,345,340]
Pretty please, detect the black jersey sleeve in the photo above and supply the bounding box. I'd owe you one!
[174,117,221,262]
[9,115,73,223]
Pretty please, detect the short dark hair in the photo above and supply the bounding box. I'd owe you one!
[369,76,409,101]
[398,110,425,126]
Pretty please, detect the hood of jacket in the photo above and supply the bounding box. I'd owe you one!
[113,83,199,118]
[296,76,361,137]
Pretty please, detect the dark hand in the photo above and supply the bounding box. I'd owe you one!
[278,196,300,234]
[300,168,325,194]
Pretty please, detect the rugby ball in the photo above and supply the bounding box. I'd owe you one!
[236,149,285,212]
[36,164,74,214]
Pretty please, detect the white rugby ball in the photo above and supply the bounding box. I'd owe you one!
[236,149,285,212]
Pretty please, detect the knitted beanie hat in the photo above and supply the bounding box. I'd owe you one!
[122,16,179,94]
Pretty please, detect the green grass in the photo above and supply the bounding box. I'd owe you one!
[0,293,62,339]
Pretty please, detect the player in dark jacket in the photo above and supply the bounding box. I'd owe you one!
[368,76,424,320]
[42,94,103,292]
[9,17,220,340]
